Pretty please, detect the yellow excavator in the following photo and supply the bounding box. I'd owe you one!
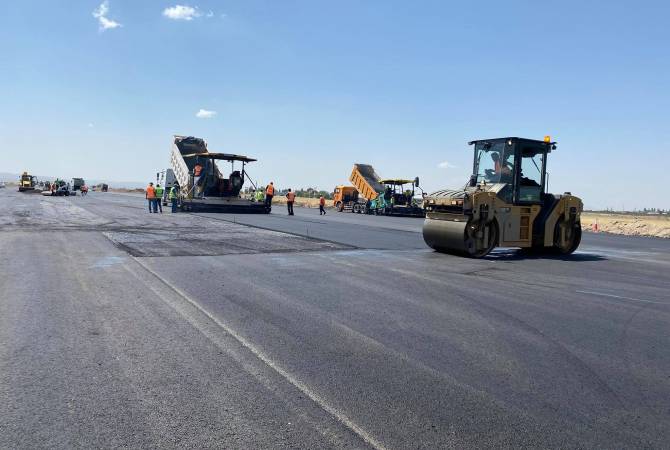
[423,137,582,257]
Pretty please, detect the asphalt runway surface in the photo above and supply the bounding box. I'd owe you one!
[1,189,669,449]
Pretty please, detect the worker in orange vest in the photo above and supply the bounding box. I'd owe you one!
[265,182,275,209]
[146,182,157,213]
[193,161,204,197]
[319,195,326,215]
[285,188,296,215]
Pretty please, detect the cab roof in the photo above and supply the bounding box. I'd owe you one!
[468,137,557,146]
[379,179,414,185]
[182,152,257,162]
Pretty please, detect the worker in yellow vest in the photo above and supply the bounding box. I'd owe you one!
[255,188,265,203]
[286,188,296,215]
[155,184,164,213]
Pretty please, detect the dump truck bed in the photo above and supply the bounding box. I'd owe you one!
[349,164,384,200]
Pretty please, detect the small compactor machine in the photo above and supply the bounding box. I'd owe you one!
[423,137,583,257]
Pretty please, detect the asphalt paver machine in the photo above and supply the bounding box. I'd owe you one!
[169,135,269,213]
[423,137,583,257]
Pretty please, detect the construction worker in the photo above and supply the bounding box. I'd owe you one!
[155,184,164,213]
[248,188,256,202]
[193,160,204,197]
[255,187,265,203]
[146,182,157,213]
[265,182,275,209]
[286,188,296,215]
[169,183,179,213]
[319,195,326,215]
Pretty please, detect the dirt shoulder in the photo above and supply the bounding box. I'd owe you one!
[271,196,331,209]
[582,212,670,238]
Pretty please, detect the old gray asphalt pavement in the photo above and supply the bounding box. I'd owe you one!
[1,189,669,449]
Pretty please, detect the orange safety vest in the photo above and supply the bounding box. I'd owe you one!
[319,197,325,206]
[194,164,203,177]
[286,191,296,202]
[146,186,156,198]
[266,184,275,196]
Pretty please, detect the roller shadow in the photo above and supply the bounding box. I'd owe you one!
[486,248,607,262]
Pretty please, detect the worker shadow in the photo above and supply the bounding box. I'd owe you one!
[487,248,607,262]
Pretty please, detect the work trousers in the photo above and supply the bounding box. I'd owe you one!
[265,194,273,208]
[171,198,177,213]
[157,199,163,213]
[287,201,294,215]
[148,199,157,213]
[319,205,326,215]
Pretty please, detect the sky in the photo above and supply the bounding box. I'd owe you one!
[1,0,668,210]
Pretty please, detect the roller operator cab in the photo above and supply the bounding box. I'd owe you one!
[423,137,583,258]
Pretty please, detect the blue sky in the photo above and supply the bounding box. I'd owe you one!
[1,0,668,209]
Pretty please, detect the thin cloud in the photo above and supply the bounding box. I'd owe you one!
[92,1,122,31]
[163,5,202,21]
[206,10,214,18]
[196,109,217,119]
[438,161,457,169]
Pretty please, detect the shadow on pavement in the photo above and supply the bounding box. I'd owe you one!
[486,248,607,262]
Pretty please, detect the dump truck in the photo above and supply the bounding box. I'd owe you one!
[337,164,424,216]
[169,135,268,213]
[18,172,37,192]
[423,136,583,258]
[333,185,365,212]
[71,178,85,191]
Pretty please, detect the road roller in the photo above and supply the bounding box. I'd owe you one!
[423,136,583,258]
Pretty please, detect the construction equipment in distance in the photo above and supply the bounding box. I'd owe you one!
[18,172,37,192]
[169,135,269,213]
[333,164,424,216]
[71,178,85,192]
[423,137,582,258]
[371,178,424,217]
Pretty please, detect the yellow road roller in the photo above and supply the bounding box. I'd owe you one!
[423,137,582,257]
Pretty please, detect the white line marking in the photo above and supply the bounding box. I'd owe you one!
[576,290,668,305]
[132,256,386,450]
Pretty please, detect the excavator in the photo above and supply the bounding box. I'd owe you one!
[423,137,582,258]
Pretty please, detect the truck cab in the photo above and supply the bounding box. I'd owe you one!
[333,185,360,211]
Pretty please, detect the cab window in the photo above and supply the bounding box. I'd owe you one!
[518,152,543,202]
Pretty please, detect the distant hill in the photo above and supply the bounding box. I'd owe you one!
[0,172,144,189]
